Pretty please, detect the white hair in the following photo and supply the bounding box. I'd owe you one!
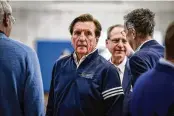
[0,0,12,23]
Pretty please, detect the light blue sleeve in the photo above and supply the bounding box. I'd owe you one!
[24,48,45,116]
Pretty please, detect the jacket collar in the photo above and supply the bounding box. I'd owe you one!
[0,32,7,39]
[135,39,157,52]
[110,56,127,74]
[73,49,98,68]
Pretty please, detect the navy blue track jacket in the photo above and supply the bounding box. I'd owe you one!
[46,50,124,116]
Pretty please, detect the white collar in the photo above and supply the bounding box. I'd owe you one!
[117,56,127,73]
[73,48,97,68]
[135,39,154,52]
[110,56,127,73]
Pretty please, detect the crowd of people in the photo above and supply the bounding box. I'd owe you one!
[0,1,174,116]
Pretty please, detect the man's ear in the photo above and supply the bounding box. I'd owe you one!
[128,28,136,40]
[131,28,136,39]
[105,39,109,48]
[3,13,9,27]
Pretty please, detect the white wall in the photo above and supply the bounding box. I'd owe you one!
[9,1,174,50]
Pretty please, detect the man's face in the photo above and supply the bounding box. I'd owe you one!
[71,21,98,56]
[106,27,127,60]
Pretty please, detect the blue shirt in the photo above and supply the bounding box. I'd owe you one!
[0,33,45,116]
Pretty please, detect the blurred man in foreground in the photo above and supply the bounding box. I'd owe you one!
[0,1,45,116]
[131,21,174,116]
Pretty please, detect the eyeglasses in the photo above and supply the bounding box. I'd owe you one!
[109,38,127,44]
[9,15,16,24]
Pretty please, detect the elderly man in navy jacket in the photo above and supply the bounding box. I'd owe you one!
[46,14,124,116]
[131,21,174,116]
[124,8,164,87]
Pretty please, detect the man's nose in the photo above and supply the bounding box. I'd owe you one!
[117,41,124,48]
[79,32,86,41]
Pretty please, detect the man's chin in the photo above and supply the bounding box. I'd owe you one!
[114,55,125,59]
[76,51,87,55]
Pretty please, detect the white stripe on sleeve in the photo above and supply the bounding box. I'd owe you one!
[102,87,122,95]
[102,86,124,100]
[103,92,124,100]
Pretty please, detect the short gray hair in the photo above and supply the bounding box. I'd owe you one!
[124,8,155,38]
[0,1,12,23]
[107,24,124,40]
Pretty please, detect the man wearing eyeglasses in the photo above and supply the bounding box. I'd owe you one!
[0,1,45,116]
[124,8,164,87]
[106,24,132,116]
[106,24,128,85]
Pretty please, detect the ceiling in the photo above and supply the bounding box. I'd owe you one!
[10,1,174,13]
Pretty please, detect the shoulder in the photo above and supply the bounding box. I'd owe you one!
[96,56,119,77]
[134,66,160,92]
[135,44,164,61]
[95,56,120,75]
[133,49,153,58]
[137,42,164,57]
[54,54,72,67]
[12,38,34,51]
[97,55,115,68]
[132,47,162,62]
[3,37,36,57]
[56,54,71,62]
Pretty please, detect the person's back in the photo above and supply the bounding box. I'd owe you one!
[131,21,174,116]
[0,1,44,116]
[129,39,164,84]
[131,60,174,116]
[0,33,44,116]
[124,8,164,86]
